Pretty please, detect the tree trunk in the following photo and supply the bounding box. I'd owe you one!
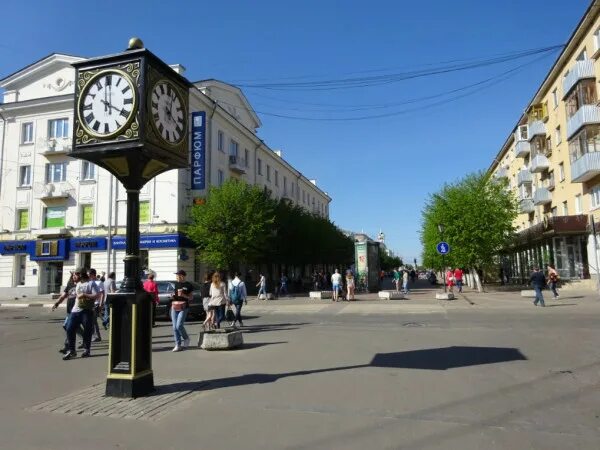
[472,268,483,292]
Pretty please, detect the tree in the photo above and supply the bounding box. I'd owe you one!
[420,172,519,291]
[187,180,275,271]
[379,248,403,271]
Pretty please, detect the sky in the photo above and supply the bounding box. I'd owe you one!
[0,0,591,264]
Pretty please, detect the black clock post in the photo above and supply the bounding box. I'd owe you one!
[71,38,191,398]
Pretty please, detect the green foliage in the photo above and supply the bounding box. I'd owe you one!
[187,180,275,270]
[420,172,519,269]
[379,247,403,270]
[187,180,354,271]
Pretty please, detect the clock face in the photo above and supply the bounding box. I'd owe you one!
[78,70,136,137]
[150,81,186,144]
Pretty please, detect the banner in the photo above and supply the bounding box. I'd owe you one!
[191,111,206,190]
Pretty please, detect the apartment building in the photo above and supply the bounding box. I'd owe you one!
[489,1,600,281]
[0,54,330,295]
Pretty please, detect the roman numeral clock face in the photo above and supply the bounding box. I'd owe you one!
[78,71,136,137]
[151,81,185,144]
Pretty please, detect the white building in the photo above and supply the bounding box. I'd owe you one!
[0,53,331,295]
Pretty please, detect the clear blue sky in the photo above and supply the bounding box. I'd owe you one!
[0,0,591,263]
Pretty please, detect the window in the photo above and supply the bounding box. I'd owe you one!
[565,79,597,118]
[81,161,96,181]
[575,194,582,214]
[568,125,600,162]
[19,165,31,187]
[592,185,600,209]
[139,201,150,223]
[217,169,224,186]
[48,118,69,139]
[562,201,568,216]
[266,165,271,182]
[275,170,279,186]
[551,207,558,217]
[21,122,34,144]
[576,48,588,61]
[43,206,66,228]
[80,204,94,226]
[302,190,305,203]
[257,158,263,175]
[559,162,565,181]
[229,139,238,156]
[17,209,29,230]
[244,148,249,168]
[45,162,67,183]
[291,182,295,196]
[283,176,287,194]
[217,130,224,152]
[551,89,559,109]
[517,125,528,141]
[555,126,562,145]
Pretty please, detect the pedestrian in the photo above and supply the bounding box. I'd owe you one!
[547,264,560,299]
[202,272,212,314]
[52,271,81,354]
[256,272,267,300]
[530,266,546,307]
[216,273,230,327]
[88,268,104,343]
[63,269,99,360]
[402,269,410,294]
[312,271,321,291]
[393,268,401,293]
[205,272,228,331]
[103,271,117,329]
[280,273,289,297]
[143,273,159,327]
[409,268,416,283]
[228,271,248,327]
[345,271,355,301]
[170,269,193,352]
[446,267,455,293]
[331,268,342,302]
[454,267,464,293]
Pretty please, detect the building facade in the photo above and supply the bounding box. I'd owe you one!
[488,1,600,282]
[0,54,330,295]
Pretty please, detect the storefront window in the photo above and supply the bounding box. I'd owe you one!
[44,206,66,228]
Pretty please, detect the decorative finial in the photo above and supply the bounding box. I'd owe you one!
[127,37,144,50]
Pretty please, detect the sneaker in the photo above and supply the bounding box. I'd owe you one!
[172,345,182,352]
[229,322,235,327]
[92,337,102,343]
[182,338,190,348]
[77,342,85,349]
[62,351,76,360]
[58,347,68,354]
[81,350,91,358]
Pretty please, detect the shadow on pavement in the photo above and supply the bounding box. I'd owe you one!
[157,346,527,393]
[545,303,577,307]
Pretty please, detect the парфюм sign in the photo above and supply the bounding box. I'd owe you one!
[191,111,206,190]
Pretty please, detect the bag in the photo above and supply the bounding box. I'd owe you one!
[226,307,235,322]
[230,283,242,305]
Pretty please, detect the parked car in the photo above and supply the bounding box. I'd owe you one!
[155,280,206,320]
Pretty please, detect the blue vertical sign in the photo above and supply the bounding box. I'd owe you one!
[191,111,206,190]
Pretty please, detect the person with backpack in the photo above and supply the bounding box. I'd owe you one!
[228,271,248,327]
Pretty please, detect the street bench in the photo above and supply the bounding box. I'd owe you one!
[309,291,333,299]
[198,328,243,350]
[378,290,405,300]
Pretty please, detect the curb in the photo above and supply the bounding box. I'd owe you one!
[0,303,65,308]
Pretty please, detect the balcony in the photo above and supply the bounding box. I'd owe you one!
[567,104,600,140]
[517,169,533,185]
[533,187,552,206]
[494,167,508,179]
[571,151,600,182]
[514,140,530,158]
[563,60,595,98]
[228,155,246,174]
[519,198,535,213]
[530,154,550,173]
[39,138,71,156]
[527,121,546,141]
[33,181,74,200]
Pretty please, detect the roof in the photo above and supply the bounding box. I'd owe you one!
[0,53,84,87]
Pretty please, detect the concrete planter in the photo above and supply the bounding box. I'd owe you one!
[198,328,243,350]
[258,293,275,300]
[378,290,405,300]
[520,290,536,298]
[309,291,333,299]
[436,293,455,300]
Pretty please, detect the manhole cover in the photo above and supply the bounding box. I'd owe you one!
[402,322,425,327]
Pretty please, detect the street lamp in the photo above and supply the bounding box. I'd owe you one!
[437,224,446,293]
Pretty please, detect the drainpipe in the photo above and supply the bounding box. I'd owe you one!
[206,101,218,188]
[0,110,6,201]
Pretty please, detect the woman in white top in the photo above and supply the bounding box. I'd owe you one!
[204,272,228,330]
[345,272,355,301]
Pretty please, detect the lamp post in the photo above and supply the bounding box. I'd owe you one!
[437,224,446,293]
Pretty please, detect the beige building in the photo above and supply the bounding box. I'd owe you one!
[489,1,600,282]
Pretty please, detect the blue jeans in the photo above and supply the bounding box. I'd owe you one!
[280,283,288,296]
[549,281,559,298]
[216,305,225,328]
[258,285,266,297]
[170,308,189,346]
[533,286,545,306]
[67,309,94,353]
[456,280,463,293]
[233,303,243,324]
[102,302,110,328]
[402,281,409,293]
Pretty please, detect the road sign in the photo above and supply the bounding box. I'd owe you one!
[436,242,450,255]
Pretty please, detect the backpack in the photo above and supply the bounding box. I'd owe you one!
[230,282,242,304]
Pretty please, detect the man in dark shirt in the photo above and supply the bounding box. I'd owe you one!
[530,266,546,307]
[52,271,81,353]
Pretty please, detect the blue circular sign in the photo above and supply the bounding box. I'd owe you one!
[436,242,450,255]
